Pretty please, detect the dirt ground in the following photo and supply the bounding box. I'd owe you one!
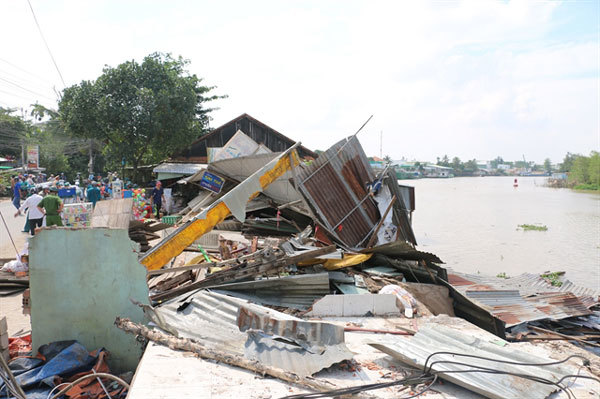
[0,198,32,337]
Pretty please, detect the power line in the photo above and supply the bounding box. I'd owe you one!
[0,66,56,92]
[0,77,56,101]
[0,58,51,85]
[26,0,66,87]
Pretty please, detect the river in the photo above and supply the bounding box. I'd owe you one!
[398,176,600,290]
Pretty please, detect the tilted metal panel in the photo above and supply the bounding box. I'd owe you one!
[294,136,379,248]
[449,271,594,327]
[384,169,417,244]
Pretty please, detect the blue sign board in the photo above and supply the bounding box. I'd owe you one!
[199,171,225,194]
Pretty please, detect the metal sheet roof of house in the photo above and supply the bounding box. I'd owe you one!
[448,271,595,327]
[370,323,575,399]
[147,290,352,376]
[153,162,207,175]
[211,272,330,310]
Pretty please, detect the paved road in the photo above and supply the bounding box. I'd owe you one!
[0,198,29,258]
[0,198,31,336]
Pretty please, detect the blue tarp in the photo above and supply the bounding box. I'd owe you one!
[1,341,101,398]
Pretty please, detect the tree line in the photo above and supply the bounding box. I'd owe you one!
[0,52,224,182]
[559,151,599,190]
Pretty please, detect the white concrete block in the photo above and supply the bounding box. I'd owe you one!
[310,295,344,316]
[309,294,403,317]
[373,294,401,315]
[342,294,374,317]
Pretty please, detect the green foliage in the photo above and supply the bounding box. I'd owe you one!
[566,151,599,190]
[543,158,552,173]
[559,152,577,172]
[496,272,508,279]
[437,155,450,167]
[518,224,548,231]
[490,156,504,169]
[540,272,563,287]
[59,52,224,178]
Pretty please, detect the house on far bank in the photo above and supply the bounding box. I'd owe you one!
[153,113,317,181]
[422,164,454,178]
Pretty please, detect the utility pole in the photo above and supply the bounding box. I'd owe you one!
[21,141,25,171]
[88,139,94,176]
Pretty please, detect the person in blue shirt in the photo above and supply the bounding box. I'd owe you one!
[151,181,166,219]
[12,178,22,209]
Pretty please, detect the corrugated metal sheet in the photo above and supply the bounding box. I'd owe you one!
[448,272,599,298]
[370,323,575,399]
[292,136,377,248]
[449,271,595,327]
[147,290,352,376]
[153,162,207,175]
[211,272,330,310]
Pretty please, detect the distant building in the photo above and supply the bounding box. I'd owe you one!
[422,164,453,178]
[497,164,510,170]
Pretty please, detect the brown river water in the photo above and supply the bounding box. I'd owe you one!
[398,176,600,290]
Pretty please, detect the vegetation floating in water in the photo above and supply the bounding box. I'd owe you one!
[518,224,548,231]
[496,272,508,279]
[540,271,564,287]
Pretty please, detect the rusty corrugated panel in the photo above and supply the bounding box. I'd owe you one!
[294,136,379,249]
[449,271,595,327]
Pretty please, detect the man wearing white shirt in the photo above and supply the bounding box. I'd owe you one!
[15,191,44,236]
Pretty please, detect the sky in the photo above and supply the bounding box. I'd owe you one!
[0,0,598,163]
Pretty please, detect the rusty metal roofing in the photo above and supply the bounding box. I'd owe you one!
[147,290,352,376]
[370,322,576,399]
[448,271,596,327]
[293,135,416,249]
[294,135,378,249]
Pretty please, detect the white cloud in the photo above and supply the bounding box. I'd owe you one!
[0,0,597,163]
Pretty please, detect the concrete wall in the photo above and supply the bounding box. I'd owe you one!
[29,228,149,372]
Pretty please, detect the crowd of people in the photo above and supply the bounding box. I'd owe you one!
[8,171,167,236]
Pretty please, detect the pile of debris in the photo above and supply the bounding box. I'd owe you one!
[117,133,600,398]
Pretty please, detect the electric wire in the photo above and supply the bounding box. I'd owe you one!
[26,0,66,87]
[278,351,595,399]
[0,76,56,101]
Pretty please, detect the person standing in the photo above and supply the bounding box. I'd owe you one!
[15,190,44,235]
[151,181,165,219]
[87,182,101,208]
[37,187,63,227]
[12,177,22,209]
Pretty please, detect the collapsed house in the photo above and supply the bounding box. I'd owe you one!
[2,117,599,399]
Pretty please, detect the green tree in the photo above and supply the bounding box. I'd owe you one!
[571,155,589,183]
[383,155,392,163]
[559,152,578,172]
[588,151,600,187]
[0,107,29,161]
[543,158,552,173]
[464,159,478,174]
[490,156,504,169]
[59,52,224,179]
[451,156,463,174]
